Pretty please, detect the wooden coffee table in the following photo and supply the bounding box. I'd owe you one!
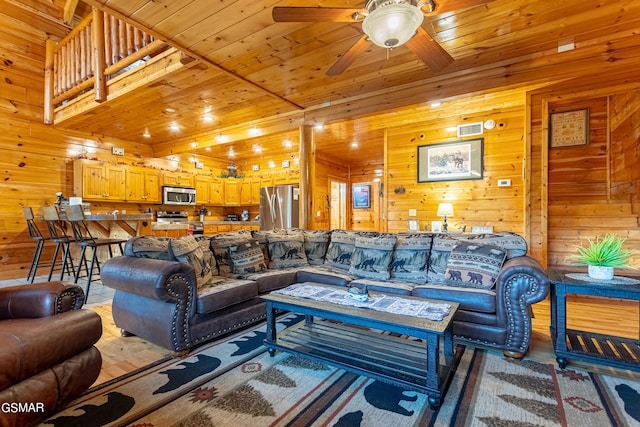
[262,283,459,409]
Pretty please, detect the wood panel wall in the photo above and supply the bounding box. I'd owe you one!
[385,94,526,235]
[528,72,640,269]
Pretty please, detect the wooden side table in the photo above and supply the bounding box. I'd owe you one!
[548,269,640,371]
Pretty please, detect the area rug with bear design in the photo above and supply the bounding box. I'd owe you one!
[40,314,640,427]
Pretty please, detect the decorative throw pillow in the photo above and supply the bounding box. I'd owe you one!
[124,235,173,260]
[390,233,432,284]
[349,234,397,280]
[443,242,507,289]
[267,231,308,269]
[210,233,252,275]
[463,231,528,259]
[169,235,216,288]
[427,234,462,283]
[251,230,271,264]
[324,230,357,270]
[228,239,267,275]
[304,230,330,265]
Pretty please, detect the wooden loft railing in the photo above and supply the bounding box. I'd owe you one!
[44,8,169,124]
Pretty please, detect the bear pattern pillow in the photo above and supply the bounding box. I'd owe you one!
[349,234,397,280]
[390,233,432,284]
[443,242,507,289]
[267,231,308,269]
[169,235,216,288]
[324,230,357,270]
[304,230,330,265]
[228,239,267,275]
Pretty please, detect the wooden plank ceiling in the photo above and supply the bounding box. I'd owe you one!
[25,0,640,165]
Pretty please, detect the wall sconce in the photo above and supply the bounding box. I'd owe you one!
[437,203,454,232]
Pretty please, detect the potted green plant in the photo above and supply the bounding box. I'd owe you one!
[567,234,636,280]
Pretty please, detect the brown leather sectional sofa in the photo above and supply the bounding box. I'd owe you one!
[100,229,549,358]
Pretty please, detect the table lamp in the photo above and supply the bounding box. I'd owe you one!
[437,203,454,232]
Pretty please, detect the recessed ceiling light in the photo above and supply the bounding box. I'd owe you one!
[165,107,176,113]
[252,144,262,153]
[205,147,211,151]
[283,139,293,148]
[248,127,261,137]
[314,123,324,130]
[142,129,151,138]
[202,114,214,122]
[430,101,442,107]
[351,141,359,148]
[190,141,198,148]
[228,148,235,158]
[215,135,229,143]
[169,122,180,131]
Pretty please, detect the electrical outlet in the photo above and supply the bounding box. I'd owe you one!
[195,161,204,169]
[409,209,417,217]
[111,146,124,156]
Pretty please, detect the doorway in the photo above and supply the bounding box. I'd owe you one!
[329,179,347,229]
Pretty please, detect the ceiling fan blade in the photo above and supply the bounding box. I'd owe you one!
[405,27,454,71]
[326,35,372,76]
[431,0,497,15]
[272,7,364,23]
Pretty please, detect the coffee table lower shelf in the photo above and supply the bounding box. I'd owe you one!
[265,319,455,408]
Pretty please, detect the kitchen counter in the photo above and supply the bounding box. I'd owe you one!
[85,213,154,221]
[201,220,259,226]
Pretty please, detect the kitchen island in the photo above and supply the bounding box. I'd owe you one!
[83,213,154,239]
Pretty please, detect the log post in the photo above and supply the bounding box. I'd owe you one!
[44,39,56,124]
[299,125,315,229]
[92,8,106,103]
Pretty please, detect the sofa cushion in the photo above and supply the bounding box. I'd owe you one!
[169,235,216,288]
[304,230,331,265]
[411,284,496,313]
[324,230,357,270]
[240,267,299,293]
[251,230,272,264]
[349,278,414,296]
[228,239,268,275]
[461,232,527,259]
[390,233,432,284]
[124,235,173,261]
[296,265,356,287]
[444,242,507,289]
[196,277,258,314]
[349,235,397,280]
[267,231,309,269]
[210,232,253,275]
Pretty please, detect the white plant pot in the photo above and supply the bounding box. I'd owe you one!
[588,265,614,280]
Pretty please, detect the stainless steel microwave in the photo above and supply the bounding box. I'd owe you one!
[162,186,196,205]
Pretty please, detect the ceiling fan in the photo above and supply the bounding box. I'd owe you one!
[273,0,495,76]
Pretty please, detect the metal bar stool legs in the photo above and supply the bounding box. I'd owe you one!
[42,206,77,282]
[23,207,50,284]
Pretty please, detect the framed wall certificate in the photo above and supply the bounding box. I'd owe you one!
[550,109,589,147]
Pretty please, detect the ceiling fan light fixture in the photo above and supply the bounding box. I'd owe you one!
[362,0,424,48]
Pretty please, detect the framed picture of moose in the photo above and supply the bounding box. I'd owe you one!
[417,138,484,183]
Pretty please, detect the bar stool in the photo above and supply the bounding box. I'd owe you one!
[22,207,50,283]
[41,205,76,281]
[65,204,126,300]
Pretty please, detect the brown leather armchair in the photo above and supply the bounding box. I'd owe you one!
[0,281,102,427]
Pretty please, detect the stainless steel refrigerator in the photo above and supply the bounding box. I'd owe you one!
[259,185,299,230]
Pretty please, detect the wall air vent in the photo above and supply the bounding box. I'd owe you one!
[457,122,484,137]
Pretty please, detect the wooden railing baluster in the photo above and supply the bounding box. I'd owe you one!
[43,7,168,120]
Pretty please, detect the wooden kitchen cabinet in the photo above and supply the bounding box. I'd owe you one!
[223,179,241,205]
[73,159,126,201]
[162,171,193,187]
[240,178,261,204]
[195,176,224,205]
[126,167,160,203]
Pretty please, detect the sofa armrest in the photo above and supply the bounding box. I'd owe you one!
[495,256,550,357]
[0,281,85,319]
[101,256,197,304]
